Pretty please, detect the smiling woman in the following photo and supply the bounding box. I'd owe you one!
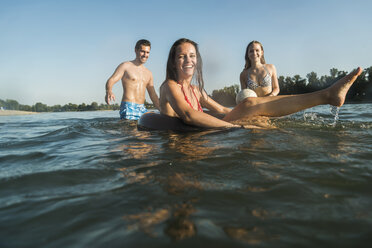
[159,38,235,129]
[240,41,280,97]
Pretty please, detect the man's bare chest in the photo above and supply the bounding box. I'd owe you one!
[123,70,149,83]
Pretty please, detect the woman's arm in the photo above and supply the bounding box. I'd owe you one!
[269,64,280,96]
[146,72,160,110]
[200,90,231,115]
[240,70,247,90]
[164,80,238,128]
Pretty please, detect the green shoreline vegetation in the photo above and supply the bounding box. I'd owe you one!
[0,100,121,113]
[1,67,372,112]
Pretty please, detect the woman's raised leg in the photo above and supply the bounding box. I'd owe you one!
[224,67,362,122]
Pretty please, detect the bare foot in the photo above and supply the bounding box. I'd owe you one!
[328,67,363,107]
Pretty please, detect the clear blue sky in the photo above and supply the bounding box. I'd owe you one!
[1,0,371,105]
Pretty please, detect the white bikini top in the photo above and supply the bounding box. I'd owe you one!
[246,65,272,90]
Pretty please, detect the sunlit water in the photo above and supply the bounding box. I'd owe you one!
[1,104,372,247]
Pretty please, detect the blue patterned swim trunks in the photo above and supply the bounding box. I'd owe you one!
[120,101,148,120]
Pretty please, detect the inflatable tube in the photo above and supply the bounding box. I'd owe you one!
[137,112,201,132]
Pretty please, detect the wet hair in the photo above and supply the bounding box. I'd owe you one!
[244,40,266,69]
[135,39,151,50]
[166,38,205,93]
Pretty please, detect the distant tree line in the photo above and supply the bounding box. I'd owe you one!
[0,99,120,112]
[0,99,158,112]
[212,66,372,106]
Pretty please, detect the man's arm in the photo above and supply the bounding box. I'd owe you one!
[146,74,160,110]
[105,63,126,105]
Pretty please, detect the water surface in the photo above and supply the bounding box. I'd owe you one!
[1,104,371,247]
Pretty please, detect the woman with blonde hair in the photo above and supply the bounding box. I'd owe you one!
[239,41,280,98]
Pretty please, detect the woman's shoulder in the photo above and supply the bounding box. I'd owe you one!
[265,64,276,71]
[240,67,249,74]
[160,79,181,94]
[240,68,249,79]
[264,64,277,74]
[161,79,178,87]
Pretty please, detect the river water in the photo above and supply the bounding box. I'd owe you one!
[1,104,371,247]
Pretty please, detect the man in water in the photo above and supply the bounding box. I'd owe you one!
[105,39,160,120]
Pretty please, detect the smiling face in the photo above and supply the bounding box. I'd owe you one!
[244,41,266,69]
[135,45,151,64]
[175,42,197,79]
[166,38,205,91]
[248,42,263,63]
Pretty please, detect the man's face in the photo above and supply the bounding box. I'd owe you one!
[135,45,151,64]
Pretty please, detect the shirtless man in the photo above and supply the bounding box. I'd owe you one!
[105,39,160,120]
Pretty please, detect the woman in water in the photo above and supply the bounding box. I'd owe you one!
[240,41,280,97]
[159,38,362,129]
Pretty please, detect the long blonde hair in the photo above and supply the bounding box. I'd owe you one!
[244,40,266,69]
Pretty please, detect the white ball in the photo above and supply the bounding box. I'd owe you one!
[236,89,257,104]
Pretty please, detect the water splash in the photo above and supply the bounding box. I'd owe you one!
[330,106,340,127]
[303,112,319,122]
